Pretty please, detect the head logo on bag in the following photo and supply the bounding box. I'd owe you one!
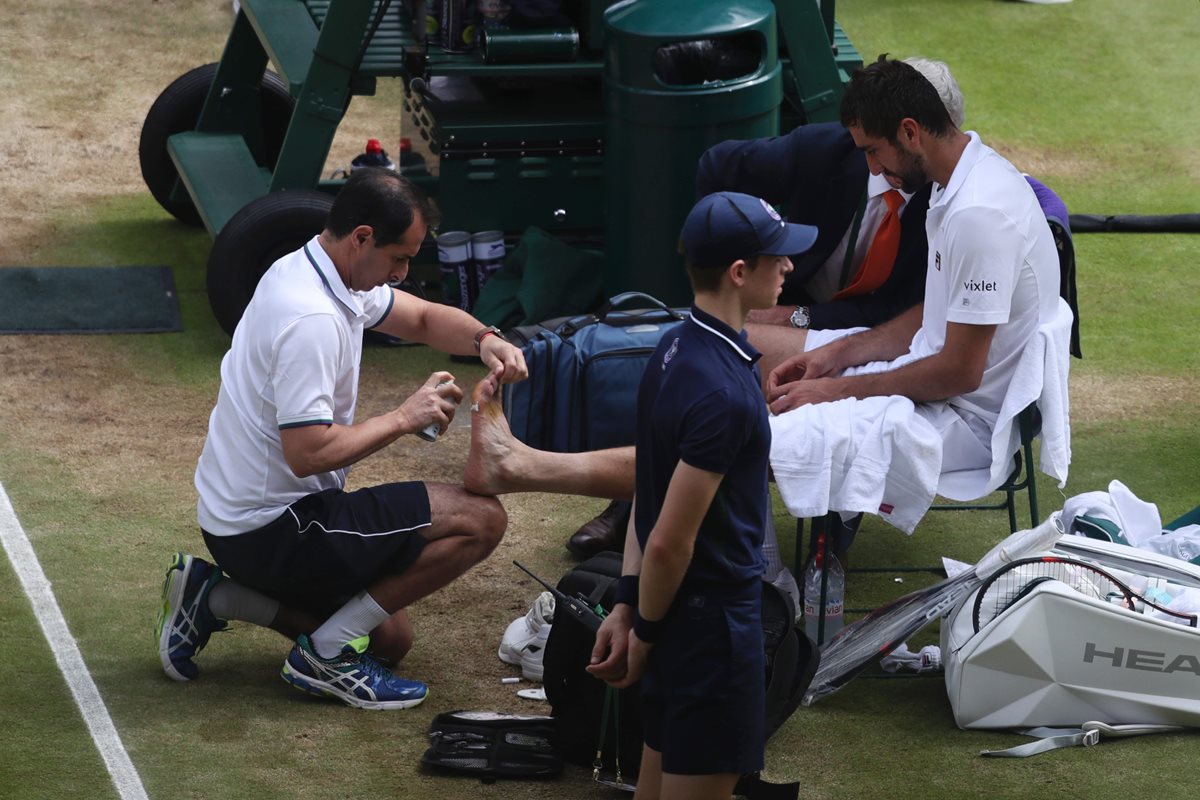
[944,538,1200,733]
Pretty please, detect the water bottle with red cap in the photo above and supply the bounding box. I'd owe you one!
[397,138,430,177]
[350,138,396,172]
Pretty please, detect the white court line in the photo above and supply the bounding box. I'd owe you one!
[0,482,149,800]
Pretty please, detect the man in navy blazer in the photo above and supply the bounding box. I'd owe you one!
[694,57,963,333]
[696,122,931,330]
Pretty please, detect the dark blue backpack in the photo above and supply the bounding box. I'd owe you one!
[502,293,689,453]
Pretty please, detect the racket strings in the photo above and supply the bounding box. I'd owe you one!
[971,557,1199,632]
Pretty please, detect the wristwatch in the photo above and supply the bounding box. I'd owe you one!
[789,305,811,329]
[473,325,505,352]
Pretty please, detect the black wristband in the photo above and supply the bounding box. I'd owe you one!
[633,611,665,644]
[614,575,639,607]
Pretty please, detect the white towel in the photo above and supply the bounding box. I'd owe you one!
[937,297,1073,502]
[1062,478,1165,547]
[769,394,943,534]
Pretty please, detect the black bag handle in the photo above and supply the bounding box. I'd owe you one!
[595,292,686,323]
[557,292,687,338]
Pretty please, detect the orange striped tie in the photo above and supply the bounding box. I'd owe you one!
[834,189,903,299]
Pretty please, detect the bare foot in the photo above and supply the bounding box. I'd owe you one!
[464,378,529,496]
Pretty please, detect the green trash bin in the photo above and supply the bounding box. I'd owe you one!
[603,0,782,306]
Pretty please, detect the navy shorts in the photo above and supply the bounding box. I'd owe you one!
[640,582,764,776]
[202,482,431,619]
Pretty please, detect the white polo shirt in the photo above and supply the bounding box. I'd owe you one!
[911,132,1059,434]
[196,236,394,536]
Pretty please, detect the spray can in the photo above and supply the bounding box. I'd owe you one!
[417,380,458,442]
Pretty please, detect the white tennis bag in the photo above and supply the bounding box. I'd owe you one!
[943,536,1200,752]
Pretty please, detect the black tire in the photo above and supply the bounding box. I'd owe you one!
[139,63,295,226]
[206,191,334,335]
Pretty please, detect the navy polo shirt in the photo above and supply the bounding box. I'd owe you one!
[633,306,770,588]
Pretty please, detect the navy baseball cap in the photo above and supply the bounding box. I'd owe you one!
[681,191,818,269]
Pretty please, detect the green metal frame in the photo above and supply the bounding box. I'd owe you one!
[168,0,379,235]
[163,0,859,240]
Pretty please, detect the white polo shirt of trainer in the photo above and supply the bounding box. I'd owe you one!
[912,131,1060,434]
[196,235,394,536]
[805,173,914,302]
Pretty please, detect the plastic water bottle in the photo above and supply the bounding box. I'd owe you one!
[350,139,396,172]
[803,533,844,643]
[397,138,429,176]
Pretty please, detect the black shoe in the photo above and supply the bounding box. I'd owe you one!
[566,500,631,558]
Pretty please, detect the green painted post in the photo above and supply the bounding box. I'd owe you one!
[270,0,377,191]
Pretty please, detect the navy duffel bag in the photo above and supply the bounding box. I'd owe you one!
[502,292,689,453]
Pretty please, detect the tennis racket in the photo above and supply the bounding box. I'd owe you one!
[971,555,1199,633]
[803,515,1066,705]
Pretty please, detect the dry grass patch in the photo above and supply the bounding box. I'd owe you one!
[1069,372,1198,426]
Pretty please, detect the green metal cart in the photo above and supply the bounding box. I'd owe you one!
[138,0,860,333]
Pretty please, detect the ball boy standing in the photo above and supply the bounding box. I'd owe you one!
[587,192,817,800]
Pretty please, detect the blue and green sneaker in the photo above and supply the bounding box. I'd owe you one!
[281,634,428,710]
[156,552,228,682]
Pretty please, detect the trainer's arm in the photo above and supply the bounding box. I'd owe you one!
[374,289,527,383]
[280,371,462,477]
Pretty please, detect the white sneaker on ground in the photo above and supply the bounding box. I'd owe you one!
[499,591,555,679]
[519,624,552,682]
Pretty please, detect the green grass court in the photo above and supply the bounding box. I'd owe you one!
[1,1,1198,798]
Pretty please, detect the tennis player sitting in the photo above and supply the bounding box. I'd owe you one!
[584,192,817,800]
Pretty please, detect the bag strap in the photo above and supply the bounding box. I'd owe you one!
[556,292,686,338]
[592,686,636,791]
[980,722,1185,758]
[598,292,681,318]
[595,293,688,326]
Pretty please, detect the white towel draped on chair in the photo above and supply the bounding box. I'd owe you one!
[769,297,1073,533]
[937,296,1073,502]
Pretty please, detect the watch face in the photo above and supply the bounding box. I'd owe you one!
[790,306,809,328]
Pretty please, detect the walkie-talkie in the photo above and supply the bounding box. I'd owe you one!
[513,560,606,633]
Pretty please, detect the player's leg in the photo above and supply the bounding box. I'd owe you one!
[464,388,634,499]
